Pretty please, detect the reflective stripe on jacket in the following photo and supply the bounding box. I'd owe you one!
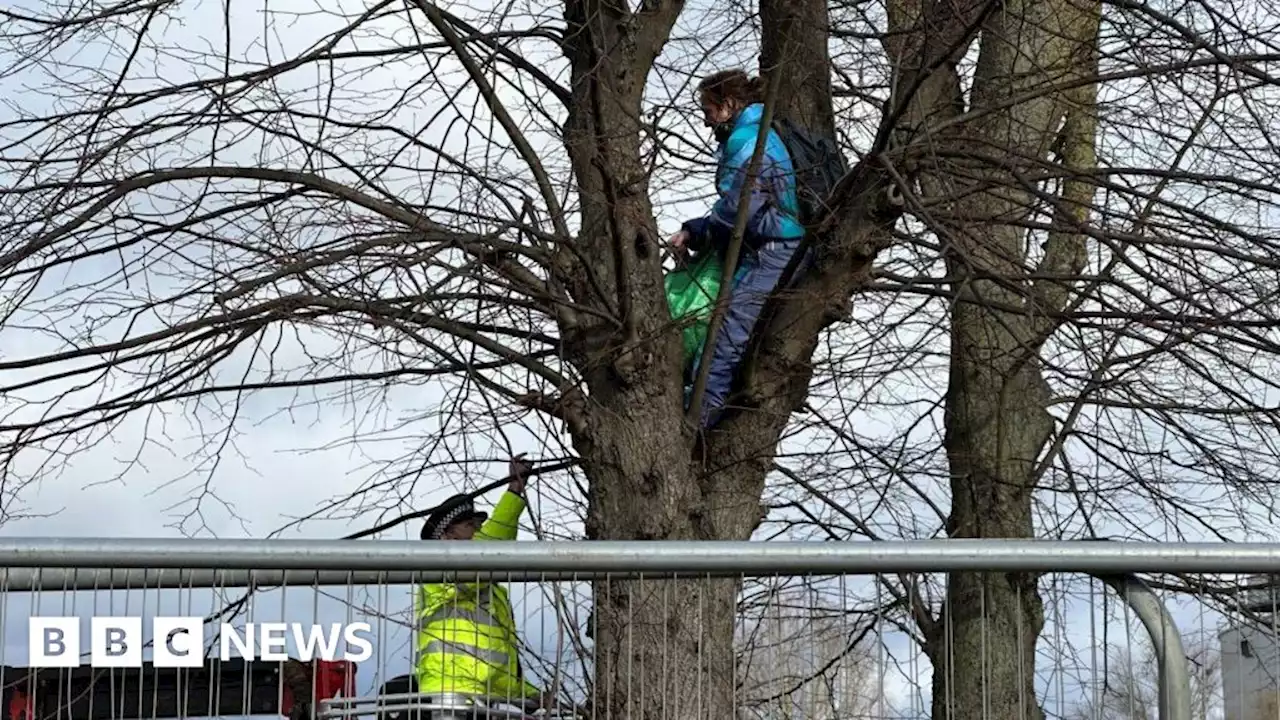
[414,491,539,700]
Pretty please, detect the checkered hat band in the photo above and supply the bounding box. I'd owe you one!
[431,504,472,539]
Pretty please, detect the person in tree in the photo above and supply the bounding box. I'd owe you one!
[668,68,807,429]
[412,455,551,712]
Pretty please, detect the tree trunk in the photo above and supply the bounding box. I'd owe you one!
[927,0,1100,715]
[556,3,762,718]
[932,344,1052,720]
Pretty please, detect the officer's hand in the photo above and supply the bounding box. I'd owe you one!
[508,453,532,495]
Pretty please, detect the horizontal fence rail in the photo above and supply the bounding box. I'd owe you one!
[5,539,1277,720]
[2,538,1280,574]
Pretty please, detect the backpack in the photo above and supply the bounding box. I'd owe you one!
[771,118,849,228]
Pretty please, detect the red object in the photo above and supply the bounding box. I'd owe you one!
[280,661,356,717]
[7,689,32,720]
[313,660,357,701]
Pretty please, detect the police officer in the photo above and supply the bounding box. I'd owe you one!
[413,456,551,715]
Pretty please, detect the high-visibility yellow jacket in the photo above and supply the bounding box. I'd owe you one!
[414,491,540,701]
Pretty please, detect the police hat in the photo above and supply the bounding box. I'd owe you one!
[419,494,488,540]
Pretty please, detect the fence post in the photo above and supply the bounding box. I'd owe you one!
[1095,573,1193,720]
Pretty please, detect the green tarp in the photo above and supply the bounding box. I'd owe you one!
[664,251,725,372]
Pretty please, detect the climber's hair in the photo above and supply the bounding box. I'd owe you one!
[697,69,764,108]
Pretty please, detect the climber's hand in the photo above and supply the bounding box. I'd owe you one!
[508,453,533,495]
[668,229,691,262]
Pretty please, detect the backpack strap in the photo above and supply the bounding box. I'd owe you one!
[769,119,811,225]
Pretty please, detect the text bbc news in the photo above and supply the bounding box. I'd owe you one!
[28,617,374,667]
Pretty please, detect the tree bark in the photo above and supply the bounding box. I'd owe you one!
[556,2,748,718]
[927,0,1101,716]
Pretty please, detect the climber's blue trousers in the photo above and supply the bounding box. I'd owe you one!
[692,236,807,428]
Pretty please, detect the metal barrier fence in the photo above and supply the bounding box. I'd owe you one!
[0,539,1279,720]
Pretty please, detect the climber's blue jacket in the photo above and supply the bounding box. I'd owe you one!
[681,102,806,249]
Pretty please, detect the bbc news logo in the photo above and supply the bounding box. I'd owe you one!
[29,617,374,667]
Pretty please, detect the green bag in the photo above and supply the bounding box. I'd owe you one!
[664,251,725,371]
